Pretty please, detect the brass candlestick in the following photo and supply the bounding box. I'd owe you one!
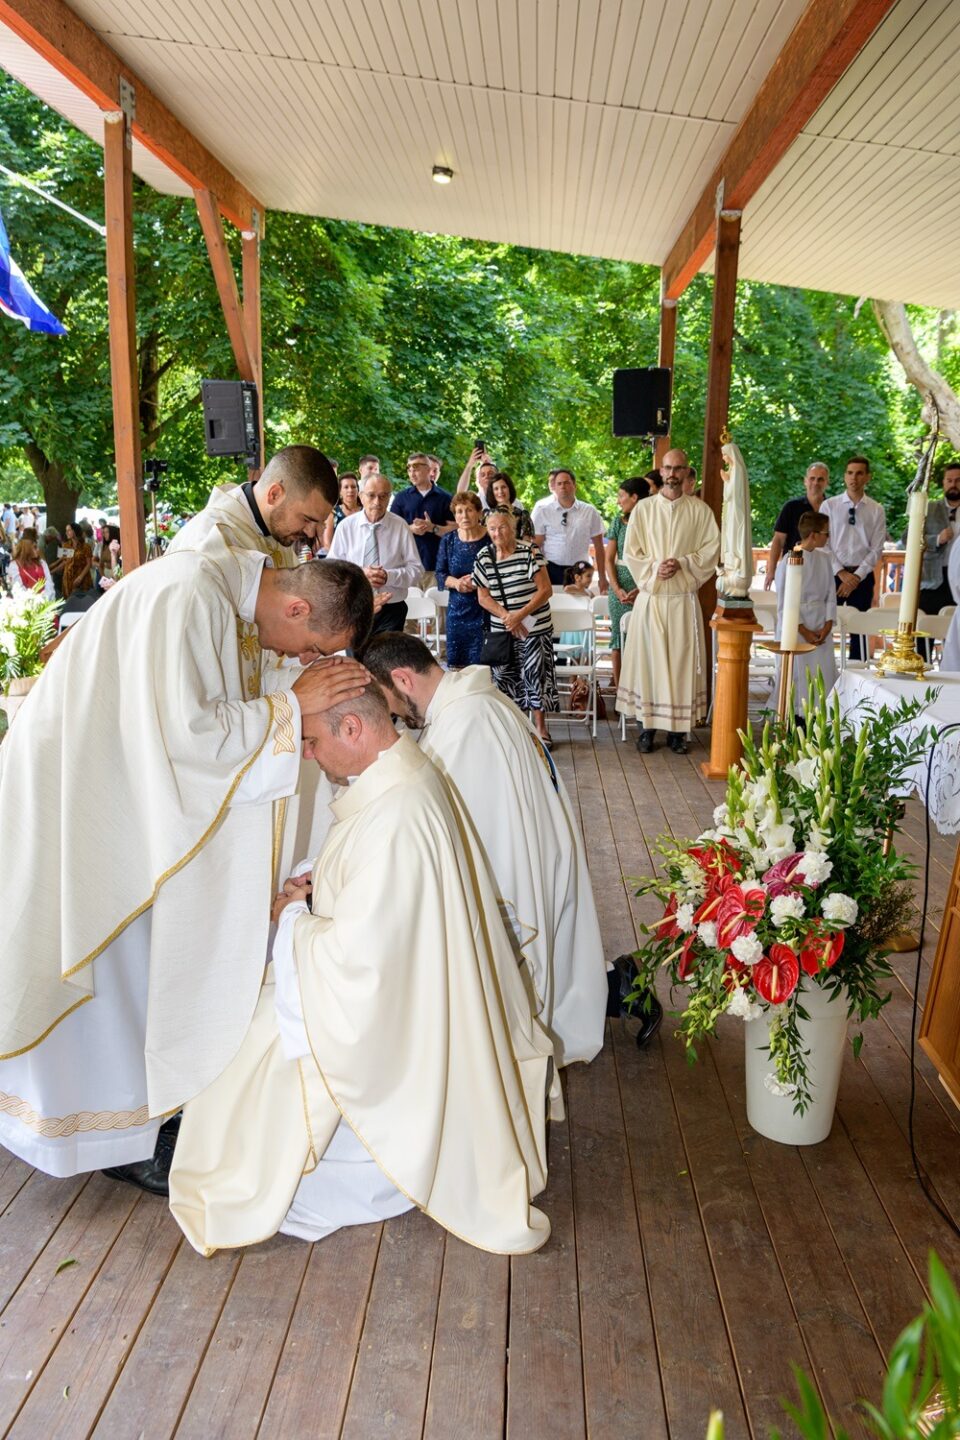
[874,621,928,680]
[760,640,817,723]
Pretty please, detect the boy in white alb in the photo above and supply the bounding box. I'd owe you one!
[774,511,836,709]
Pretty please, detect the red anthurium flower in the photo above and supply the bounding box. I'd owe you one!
[752,943,800,1004]
[716,884,766,949]
[722,955,748,989]
[799,928,845,975]
[653,894,680,941]
[677,934,696,980]
[688,840,743,882]
[761,852,805,898]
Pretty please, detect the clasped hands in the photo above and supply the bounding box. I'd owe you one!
[836,569,860,599]
[657,558,680,580]
[271,870,311,925]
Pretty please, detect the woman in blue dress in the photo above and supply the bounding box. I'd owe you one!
[436,492,490,667]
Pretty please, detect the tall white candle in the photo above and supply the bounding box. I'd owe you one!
[779,554,803,650]
[898,489,927,628]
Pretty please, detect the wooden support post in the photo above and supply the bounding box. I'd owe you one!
[654,294,677,468]
[103,109,145,570]
[242,225,264,477]
[702,612,762,779]
[700,212,741,621]
[195,188,254,383]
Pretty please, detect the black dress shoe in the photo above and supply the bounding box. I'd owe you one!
[632,990,664,1048]
[102,1114,180,1197]
[668,733,689,754]
[607,953,640,1016]
[637,730,655,754]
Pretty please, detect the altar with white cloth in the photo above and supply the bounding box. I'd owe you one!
[832,669,960,834]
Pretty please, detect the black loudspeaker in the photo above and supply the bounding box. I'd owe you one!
[612,367,671,437]
[201,379,261,464]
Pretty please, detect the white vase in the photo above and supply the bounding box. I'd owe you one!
[744,979,849,1145]
[0,673,40,728]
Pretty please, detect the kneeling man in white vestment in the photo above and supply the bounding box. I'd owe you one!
[169,685,554,1256]
[0,525,373,1186]
[363,633,608,1066]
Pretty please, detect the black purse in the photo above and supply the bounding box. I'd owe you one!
[479,558,515,666]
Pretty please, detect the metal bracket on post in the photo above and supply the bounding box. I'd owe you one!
[118,76,136,141]
[714,179,725,219]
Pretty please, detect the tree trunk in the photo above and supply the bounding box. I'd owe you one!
[23,441,81,535]
[872,300,960,449]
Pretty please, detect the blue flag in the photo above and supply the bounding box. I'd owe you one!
[0,206,66,335]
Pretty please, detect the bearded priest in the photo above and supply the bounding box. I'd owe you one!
[362,633,607,1066]
[169,685,554,1257]
[0,524,373,1188]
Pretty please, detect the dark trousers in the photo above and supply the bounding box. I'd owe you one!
[918,576,955,659]
[369,600,407,639]
[835,572,874,659]
[546,561,567,586]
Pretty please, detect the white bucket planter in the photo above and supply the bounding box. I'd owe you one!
[744,980,849,1145]
[0,673,39,728]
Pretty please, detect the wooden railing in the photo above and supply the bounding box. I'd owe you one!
[752,547,907,601]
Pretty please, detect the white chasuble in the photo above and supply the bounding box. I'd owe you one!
[166,482,334,888]
[420,666,606,1066]
[170,734,554,1257]
[0,527,302,1175]
[617,493,720,730]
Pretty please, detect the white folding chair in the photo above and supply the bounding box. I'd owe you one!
[58,611,85,631]
[425,585,448,659]
[549,594,598,736]
[591,592,613,690]
[619,612,632,741]
[837,606,891,672]
[403,588,438,653]
[879,591,901,609]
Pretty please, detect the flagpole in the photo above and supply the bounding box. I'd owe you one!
[0,163,106,237]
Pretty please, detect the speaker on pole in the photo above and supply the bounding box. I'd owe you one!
[201,379,261,464]
[612,367,671,437]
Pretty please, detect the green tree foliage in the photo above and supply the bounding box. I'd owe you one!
[0,73,947,536]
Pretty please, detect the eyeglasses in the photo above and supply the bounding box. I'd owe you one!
[848,506,856,525]
[560,512,568,527]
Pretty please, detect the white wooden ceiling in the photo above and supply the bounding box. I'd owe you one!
[2,0,958,307]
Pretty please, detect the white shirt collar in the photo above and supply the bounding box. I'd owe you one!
[238,550,271,623]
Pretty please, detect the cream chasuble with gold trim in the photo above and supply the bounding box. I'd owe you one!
[170,735,554,1257]
[0,527,303,1175]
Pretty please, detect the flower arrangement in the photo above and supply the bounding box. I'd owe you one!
[0,585,61,693]
[629,679,932,1111]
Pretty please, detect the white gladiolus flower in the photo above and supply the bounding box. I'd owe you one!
[770,894,805,927]
[727,985,763,1021]
[697,921,718,947]
[821,892,858,926]
[798,850,833,884]
[675,903,695,933]
[731,932,763,965]
[786,757,819,790]
[713,804,729,827]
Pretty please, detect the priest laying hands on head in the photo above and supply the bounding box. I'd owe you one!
[170,682,555,1257]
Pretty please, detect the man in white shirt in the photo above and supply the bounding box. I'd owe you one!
[820,456,886,659]
[328,472,422,635]
[531,470,608,591]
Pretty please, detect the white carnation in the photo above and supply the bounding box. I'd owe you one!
[770,894,805,928]
[798,849,833,885]
[697,921,718,947]
[713,804,729,827]
[727,985,763,1021]
[731,932,763,965]
[821,892,858,926]
[763,1071,798,1097]
[675,902,695,933]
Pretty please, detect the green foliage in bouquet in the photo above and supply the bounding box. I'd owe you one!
[0,584,61,692]
[628,677,932,1111]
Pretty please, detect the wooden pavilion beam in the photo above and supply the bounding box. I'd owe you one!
[0,0,263,231]
[195,188,255,384]
[661,0,898,300]
[103,109,144,570]
[654,292,677,468]
[241,228,264,474]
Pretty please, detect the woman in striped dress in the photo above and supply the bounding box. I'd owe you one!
[605,477,647,690]
[474,506,558,745]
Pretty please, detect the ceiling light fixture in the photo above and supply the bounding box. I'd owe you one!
[432,165,454,185]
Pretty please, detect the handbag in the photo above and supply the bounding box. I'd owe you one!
[479,557,516,666]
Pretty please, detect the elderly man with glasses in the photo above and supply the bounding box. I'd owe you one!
[531,469,608,590]
[820,456,886,659]
[616,448,720,755]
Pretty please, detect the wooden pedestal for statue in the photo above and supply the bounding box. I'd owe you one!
[919,834,960,1111]
[701,606,761,780]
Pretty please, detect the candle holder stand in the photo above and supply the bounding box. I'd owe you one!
[759,640,816,724]
[874,621,928,680]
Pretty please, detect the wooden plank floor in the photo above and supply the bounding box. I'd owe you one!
[2,719,959,1440]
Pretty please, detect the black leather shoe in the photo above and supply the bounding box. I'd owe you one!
[607,953,639,1016]
[102,1114,180,1197]
[632,990,664,1048]
[668,733,689,754]
[637,730,655,753]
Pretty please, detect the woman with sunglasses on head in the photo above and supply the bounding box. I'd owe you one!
[488,471,534,542]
